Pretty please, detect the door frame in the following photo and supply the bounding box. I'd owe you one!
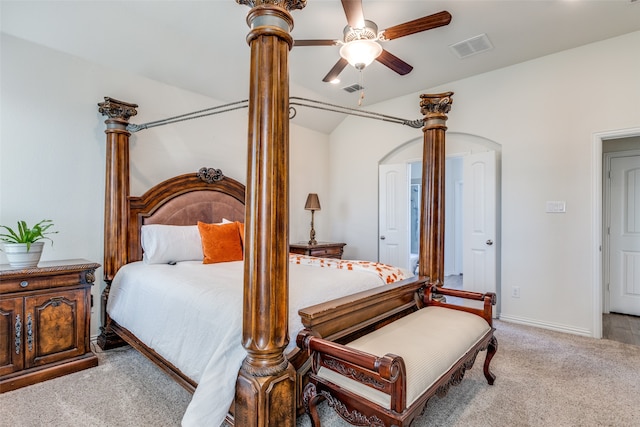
[592,127,640,339]
[603,149,640,315]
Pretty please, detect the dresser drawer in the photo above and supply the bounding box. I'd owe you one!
[308,247,342,258]
[0,272,87,294]
[0,260,98,295]
[290,242,346,260]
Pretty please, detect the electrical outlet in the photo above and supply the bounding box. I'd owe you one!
[512,286,520,298]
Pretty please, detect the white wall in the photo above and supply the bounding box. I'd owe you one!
[0,34,330,336]
[3,29,639,340]
[328,31,640,337]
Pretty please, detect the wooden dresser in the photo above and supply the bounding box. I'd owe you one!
[0,259,100,392]
[289,242,346,259]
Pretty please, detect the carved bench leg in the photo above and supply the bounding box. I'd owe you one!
[483,335,498,385]
[303,382,324,427]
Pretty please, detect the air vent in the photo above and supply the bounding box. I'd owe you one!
[343,83,364,93]
[449,34,493,59]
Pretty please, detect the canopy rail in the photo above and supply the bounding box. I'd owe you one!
[289,97,424,128]
[125,96,423,133]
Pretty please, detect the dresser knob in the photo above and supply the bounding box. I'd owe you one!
[20,281,29,288]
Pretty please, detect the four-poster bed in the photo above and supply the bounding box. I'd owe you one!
[96,1,496,426]
[94,154,413,424]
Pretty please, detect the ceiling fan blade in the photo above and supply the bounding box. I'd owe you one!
[322,58,349,82]
[294,39,340,47]
[341,0,365,28]
[376,49,413,75]
[380,11,452,41]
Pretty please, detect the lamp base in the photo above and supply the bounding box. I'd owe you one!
[308,210,317,246]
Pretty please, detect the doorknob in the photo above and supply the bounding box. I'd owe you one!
[486,239,493,246]
[380,236,386,240]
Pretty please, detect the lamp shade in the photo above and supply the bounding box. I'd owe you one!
[339,39,383,70]
[304,193,321,211]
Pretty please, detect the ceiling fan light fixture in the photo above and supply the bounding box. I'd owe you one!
[339,39,383,70]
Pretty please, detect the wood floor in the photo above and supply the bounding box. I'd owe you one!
[603,312,640,346]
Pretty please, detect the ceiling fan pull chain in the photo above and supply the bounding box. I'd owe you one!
[358,70,365,107]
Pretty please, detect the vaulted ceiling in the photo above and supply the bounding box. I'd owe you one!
[2,0,640,133]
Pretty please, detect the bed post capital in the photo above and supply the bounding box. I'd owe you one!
[236,0,306,12]
[98,97,138,122]
[420,92,453,130]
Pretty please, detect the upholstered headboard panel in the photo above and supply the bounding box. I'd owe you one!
[143,191,244,226]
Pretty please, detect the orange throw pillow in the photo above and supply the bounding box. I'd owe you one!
[236,221,245,249]
[197,221,243,264]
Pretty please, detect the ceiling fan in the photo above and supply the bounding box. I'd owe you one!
[294,0,452,83]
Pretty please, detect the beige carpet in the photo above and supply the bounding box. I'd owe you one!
[2,320,639,427]
[1,345,191,427]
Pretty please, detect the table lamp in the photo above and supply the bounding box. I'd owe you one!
[304,193,321,245]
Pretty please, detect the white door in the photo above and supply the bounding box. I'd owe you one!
[463,151,497,294]
[608,155,640,316]
[379,164,410,270]
[445,157,464,276]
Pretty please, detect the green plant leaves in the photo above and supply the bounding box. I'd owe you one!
[0,219,58,251]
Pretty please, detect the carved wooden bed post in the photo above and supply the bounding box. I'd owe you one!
[96,97,138,349]
[418,92,453,287]
[235,1,305,426]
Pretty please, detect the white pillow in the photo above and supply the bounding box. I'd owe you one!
[141,224,203,264]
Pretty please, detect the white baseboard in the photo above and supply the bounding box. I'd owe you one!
[498,313,594,338]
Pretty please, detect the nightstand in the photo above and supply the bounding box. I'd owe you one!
[289,242,346,259]
[0,259,100,392]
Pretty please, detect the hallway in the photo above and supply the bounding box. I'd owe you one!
[603,313,640,346]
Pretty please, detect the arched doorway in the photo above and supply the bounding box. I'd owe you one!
[378,132,502,300]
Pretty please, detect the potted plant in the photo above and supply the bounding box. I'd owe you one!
[0,219,58,268]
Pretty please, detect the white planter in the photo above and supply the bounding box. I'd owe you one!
[1,242,45,268]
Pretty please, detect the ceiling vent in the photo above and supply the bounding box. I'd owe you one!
[343,83,364,93]
[449,34,493,59]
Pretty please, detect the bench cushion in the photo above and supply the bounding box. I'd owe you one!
[317,306,491,409]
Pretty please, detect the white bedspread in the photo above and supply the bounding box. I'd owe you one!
[107,259,409,426]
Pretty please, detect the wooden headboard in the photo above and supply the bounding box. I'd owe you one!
[126,168,245,263]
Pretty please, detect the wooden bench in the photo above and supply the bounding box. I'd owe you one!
[297,285,497,427]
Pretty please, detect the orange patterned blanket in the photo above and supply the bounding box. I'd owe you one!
[289,254,409,284]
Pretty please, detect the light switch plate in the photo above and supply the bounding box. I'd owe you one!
[546,201,566,213]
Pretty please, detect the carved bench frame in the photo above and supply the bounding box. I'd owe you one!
[297,285,498,427]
